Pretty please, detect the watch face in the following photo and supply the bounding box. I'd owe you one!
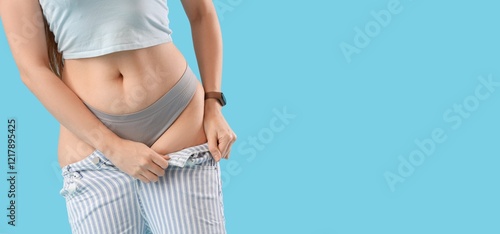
[221,93,227,106]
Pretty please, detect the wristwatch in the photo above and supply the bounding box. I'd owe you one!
[205,92,227,106]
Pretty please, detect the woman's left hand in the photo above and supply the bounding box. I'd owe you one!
[204,99,237,162]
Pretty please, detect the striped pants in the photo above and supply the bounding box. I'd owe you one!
[60,143,226,234]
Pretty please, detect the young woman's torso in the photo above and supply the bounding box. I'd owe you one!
[58,42,207,167]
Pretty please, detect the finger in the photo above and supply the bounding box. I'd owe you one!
[207,134,222,162]
[218,135,231,160]
[141,170,159,183]
[224,147,232,160]
[151,152,169,169]
[163,154,171,160]
[137,174,150,183]
[225,132,237,159]
[148,163,165,177]
[222,133,236,159]
[221,143,230,159]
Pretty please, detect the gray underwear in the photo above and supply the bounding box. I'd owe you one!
[84,65,197,147]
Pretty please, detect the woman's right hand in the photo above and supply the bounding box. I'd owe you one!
[102,138,170,183]
[1,0,170,184]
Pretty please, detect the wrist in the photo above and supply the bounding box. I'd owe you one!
[204,99,222,114]
[95,130,122,158]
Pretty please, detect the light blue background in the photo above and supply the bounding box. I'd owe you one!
[1,0,500,233]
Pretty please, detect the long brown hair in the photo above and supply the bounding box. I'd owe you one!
[41,10,64,78]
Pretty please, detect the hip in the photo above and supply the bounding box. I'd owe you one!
[58,80,207,168]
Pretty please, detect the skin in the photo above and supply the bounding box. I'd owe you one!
[0,0,236,183]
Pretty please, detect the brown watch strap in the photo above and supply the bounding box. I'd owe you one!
[204,92,225,106]
[204,92,222,100]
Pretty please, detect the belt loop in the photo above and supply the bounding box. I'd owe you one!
[61,165,71,177]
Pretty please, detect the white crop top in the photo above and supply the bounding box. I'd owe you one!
[39,0,173,59]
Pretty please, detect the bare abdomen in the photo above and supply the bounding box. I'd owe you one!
[57,42,207,167]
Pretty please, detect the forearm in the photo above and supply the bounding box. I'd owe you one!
[181,1,236,161]
[190,12,223,93]
[21,67,120,153]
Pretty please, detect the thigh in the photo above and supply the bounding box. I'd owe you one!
[139,151,226,234]
[60,150,150,234]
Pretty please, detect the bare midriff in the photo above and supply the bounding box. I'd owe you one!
[58,42,207,168]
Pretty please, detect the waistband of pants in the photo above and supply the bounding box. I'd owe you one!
[61,143,211,177]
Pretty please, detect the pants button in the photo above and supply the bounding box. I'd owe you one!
[186,159,194,166]
[92,157,101,165]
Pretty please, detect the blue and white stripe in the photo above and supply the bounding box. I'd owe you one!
[60,143,226,234]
